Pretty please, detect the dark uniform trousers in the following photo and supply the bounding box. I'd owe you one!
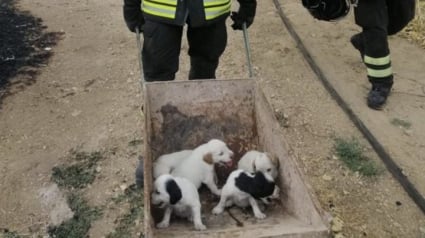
[141,19,227,82]
[354,0,393,87]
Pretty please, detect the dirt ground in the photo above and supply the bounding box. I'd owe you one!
[1,0,425,237]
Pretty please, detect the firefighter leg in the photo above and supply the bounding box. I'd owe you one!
[187,19,227,80]
[354,0,393,110]
[350,33,364,61]
[142,20,183,81]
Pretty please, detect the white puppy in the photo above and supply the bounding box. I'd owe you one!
[153,150,192,179]
[171,139,234,196]
[212,169,277,219]
[238,150,279,180]
[151,174,206,230]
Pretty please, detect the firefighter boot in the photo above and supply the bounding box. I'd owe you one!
[350,33,365,60]
[367,81,393,110]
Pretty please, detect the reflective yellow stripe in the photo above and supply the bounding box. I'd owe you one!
[142,0,229,20]
[364,55,391,66]
[367,67,393,78]
[204,1,231,20]
[142,1,176,19]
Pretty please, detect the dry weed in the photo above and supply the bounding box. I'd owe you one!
[401,0,425,48]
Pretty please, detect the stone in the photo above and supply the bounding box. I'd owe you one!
[322,174,332,181]
[331,216,344,233]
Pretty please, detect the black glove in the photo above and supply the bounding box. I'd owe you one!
[301,0,350,21]
[231,0,257,30]
[123,0,145,33]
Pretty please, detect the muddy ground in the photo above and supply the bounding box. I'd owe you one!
[1,0,425,237]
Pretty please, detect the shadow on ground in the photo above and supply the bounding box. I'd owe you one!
[0,0,63,106]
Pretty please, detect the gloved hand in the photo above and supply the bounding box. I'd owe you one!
[301,0,350,21]
[231,0,257,30]
[123,0,145,33]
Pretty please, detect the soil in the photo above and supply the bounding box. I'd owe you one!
[1,0,425,237]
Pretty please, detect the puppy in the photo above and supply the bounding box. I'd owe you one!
[212,169,276,219]
[238,151,280,205]
[151,174,206,230]
[153,150,192,179]
[238,150,279,180]
[171,139,234,196]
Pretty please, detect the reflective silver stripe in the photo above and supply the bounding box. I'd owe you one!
[367,67,393,78]
[364,55,390,66]
[142,1,176,19]
[204,0,230,7]
[205,2,231,19]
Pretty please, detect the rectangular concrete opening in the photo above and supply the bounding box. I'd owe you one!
[143,79,329,237]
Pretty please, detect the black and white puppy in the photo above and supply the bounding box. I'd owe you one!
[212,169,276,219]
[151,174,206,230]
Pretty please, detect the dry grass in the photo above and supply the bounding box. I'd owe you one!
[401,0,425,48]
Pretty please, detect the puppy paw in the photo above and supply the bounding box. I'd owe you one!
[212,206,224,215]
[194,223,207,231]
[254,212,266,219]
[156,221,170,229]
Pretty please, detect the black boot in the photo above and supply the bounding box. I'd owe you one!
[350,33,365,60]
[367,82,392,110]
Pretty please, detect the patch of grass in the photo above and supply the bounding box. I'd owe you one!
[107,184,144,238]
[0,229,21,238]
[128,139,143,147]
[334,137,380,176]
[48,193,102,238]
[401,0,425,48]
[111,193,128,204]
[48,149,106,238]
[51,150,104,189]
[391,118,412,129]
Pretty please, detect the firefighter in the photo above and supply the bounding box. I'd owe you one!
[302,0,415,109]
[123,0,257,82]
[351,0,416,109]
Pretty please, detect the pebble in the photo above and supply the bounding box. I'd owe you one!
[71,110,81,117]
[322,174,332,181]
[419,227,425,235]
[404,129,412,136]
[393,222,401,228]
[331,216,344,233]
[120,184,127,191]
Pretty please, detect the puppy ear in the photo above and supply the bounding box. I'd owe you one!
[203,153,213,164]
[253,172,276,198]
[166,179,182,205]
